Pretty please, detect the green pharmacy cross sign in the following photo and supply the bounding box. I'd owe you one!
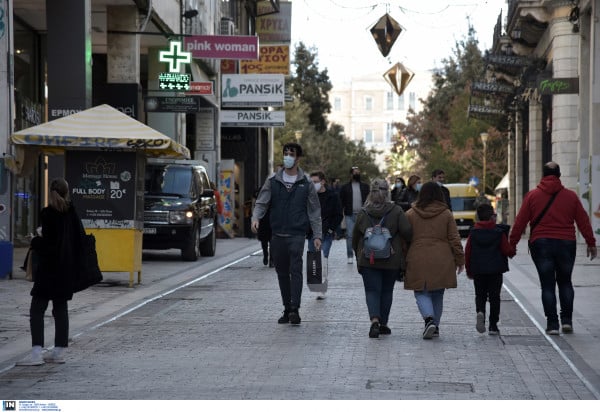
[159,41,192,72]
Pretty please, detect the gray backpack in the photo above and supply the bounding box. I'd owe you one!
[362,209,393,264]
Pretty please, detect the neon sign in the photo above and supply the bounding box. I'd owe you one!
[159,41,191,73]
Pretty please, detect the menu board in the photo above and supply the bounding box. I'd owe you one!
[65,151,140,229]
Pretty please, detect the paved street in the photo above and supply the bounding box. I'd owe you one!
[0,237,599,400]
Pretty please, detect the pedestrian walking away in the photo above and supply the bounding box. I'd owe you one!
[17,178,86,366]
[307,171,343,299]
[251,142,322,325]
[465,204,515,335]
[404,181,465,339]
[509,161,597,335]
[340,166,370,264]
[352,178,412,338]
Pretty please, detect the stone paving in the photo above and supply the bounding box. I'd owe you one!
[0,238,599,400]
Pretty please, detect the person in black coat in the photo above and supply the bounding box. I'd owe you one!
[431,169,452,210]
[17,178,85,366]
[339,166,370,264]
[396,174,421,211]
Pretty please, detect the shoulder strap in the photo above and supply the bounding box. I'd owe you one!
[530,189,561,233]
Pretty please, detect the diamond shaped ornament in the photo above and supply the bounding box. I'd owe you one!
[383,62,415,96]
[370,13,403,57]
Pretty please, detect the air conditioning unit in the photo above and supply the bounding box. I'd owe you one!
[220,18,235,35]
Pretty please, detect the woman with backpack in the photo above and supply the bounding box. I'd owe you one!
[404,182,465,339]
[352,178,412,338]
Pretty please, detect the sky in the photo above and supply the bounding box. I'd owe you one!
[290,0,507,84]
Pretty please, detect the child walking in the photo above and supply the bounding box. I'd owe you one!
[465,204,515,335]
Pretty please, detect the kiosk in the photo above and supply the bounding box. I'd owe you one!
[10,105,190,287]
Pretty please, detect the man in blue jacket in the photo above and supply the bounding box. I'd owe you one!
[252,143,322,325]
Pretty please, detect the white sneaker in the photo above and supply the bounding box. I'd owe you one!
[347,257,353,264]
[43,347,66,364]
[16,349,44,366]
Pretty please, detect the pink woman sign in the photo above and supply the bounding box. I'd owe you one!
[184,35,259,60]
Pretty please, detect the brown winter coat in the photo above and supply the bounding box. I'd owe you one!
[403,200,464,291]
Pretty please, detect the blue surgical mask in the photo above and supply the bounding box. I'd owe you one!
[415,183,422,191]
[313,182,322,192]
[395,183,403,189]
[283,155,295,169]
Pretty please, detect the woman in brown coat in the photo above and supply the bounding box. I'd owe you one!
[404,181,465,339]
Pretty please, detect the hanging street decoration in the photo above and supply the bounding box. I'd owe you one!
[383,62,414,96]
[370,13,403,58]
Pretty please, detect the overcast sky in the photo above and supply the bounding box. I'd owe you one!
[290,0,507,84]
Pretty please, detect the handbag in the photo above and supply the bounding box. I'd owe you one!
[24,248,37,282]
[306,250,322,285]
[72,233,103,293]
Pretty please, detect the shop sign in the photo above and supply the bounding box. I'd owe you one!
[538,77,579,95]
[158,73,191,91]
[186,81,214,95]
[256,1,291,43]
[221,74,285,107]
[240,44,289,74]
[144,96,201,113]
[159,41,191,72]
[220,110,285,127]
[66,151,138,229]
[184,35,259,60]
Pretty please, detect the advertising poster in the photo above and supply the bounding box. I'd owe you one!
[65,151,140,229]
[219,159,235,238]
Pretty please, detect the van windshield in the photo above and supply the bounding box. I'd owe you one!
[144,166,192,197]
[451,197,476,212]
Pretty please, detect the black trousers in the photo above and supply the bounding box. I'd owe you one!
[473,273,503,326]
[30,296,69,347]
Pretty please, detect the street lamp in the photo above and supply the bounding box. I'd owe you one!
[480,132,489,195]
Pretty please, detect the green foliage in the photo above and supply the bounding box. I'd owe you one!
[394,25,507,192]
[275,43,382,184]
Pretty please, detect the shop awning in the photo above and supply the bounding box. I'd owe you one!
[495,173,509,191]
[9,104,190,175]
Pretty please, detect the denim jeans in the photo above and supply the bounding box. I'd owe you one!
[307,233,334,258]
[360,267,397,325]
[30,296,69,347]
[414,288,445,326]
[345,213,358,258]
[529,238,576,325]
[271,234,306,309]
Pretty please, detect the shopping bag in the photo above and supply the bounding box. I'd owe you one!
[25,248,38,282]
[306,250,322,285]
[72,234,103,293]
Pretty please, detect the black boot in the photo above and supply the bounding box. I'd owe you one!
[288,307,301,325]
[278,308,290,324]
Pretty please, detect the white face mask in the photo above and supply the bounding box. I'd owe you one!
[436,181,443,187]
[283,155,295,169]
[313,182,322,192]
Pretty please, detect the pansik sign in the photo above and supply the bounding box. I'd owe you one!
[184,35,259,60]
[220,110,285,127]
[221,74,285,107]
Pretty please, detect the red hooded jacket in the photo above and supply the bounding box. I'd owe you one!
[509,176,596,249]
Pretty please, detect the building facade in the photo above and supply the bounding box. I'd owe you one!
[327,70,433,173]
[473,0,599,242]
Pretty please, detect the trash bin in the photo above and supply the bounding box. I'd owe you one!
[0,240,13,279]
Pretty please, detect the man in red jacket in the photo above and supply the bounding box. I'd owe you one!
[509,162,597,335]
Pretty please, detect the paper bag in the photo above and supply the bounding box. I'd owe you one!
[306,250,322,285]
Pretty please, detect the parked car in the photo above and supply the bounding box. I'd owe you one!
[143,159,217,261]
[446,183,479,237]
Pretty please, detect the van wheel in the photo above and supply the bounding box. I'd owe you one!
[199,221,216,257]
[181,225,200,261]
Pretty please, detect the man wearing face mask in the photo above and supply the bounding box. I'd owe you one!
[432,169,452,210]
[252,143,322,325]
[307,171,343,299]
[340,166,370,264]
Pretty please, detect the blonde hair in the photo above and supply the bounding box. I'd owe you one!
[48,178,70,213]
[364,178,390,207]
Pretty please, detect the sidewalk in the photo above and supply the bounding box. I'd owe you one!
[0,235,599,399]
